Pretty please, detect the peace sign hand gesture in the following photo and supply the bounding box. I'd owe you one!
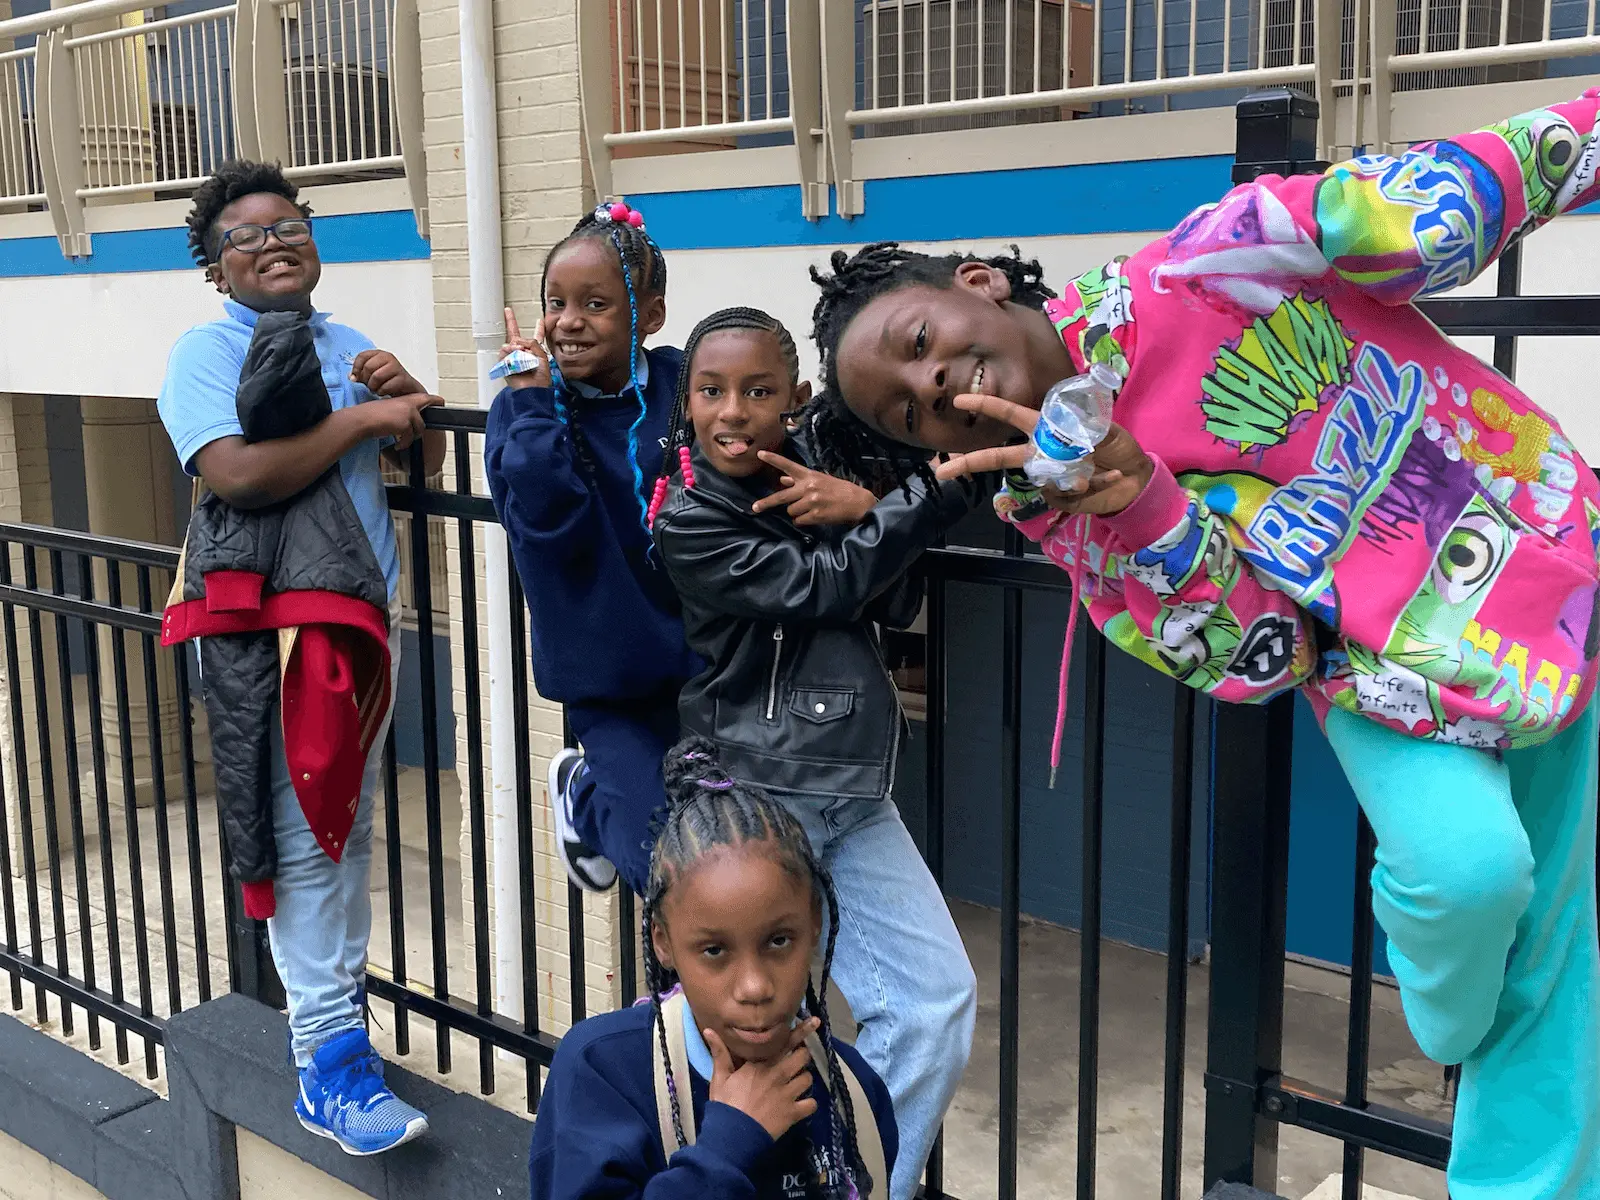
[932,393,1154,517]
[750,450,878,527]
[499,306,552,390]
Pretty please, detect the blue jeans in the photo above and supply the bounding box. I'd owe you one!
[267,605,400,1067]
[785,793,977,1200]
[1326,700,1600,1199]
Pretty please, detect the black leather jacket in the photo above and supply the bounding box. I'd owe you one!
[654,442,986,799]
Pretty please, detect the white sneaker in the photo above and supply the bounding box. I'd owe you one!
[547,748,618,893]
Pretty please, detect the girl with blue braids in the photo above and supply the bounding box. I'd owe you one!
[485,201,701,895]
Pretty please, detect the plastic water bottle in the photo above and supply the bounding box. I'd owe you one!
[1024,363,1119,489]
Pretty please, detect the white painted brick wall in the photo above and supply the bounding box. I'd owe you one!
[416,0,624,1047]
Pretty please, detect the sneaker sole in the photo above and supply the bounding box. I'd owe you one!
[547,748,617,894]
[297,1112,430,1156]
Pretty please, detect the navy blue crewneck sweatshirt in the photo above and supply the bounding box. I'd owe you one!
[530,1003,898,1199]
[484,344,701,704]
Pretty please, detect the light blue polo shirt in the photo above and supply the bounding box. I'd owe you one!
[156,298,400,600]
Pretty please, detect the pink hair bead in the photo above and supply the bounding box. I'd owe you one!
[646,476,669,526]
[678,445,696,489]
[627,209,645,228]
[609,201,631,223]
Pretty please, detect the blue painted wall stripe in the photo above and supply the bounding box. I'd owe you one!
[0,209,430,279]
[6,158,1597,275]
[633,155,1237,250]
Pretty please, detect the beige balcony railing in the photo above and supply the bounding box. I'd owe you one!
[577,0,1600,218]
[0,0,426,256]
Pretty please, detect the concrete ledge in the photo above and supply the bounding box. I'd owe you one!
[0,996,532,1200]
[0,1012,181,1200]
[163,993,531,1200]
[1203,1185,1288,1199]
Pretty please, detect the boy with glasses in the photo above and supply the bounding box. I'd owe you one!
[157,159,443,1155]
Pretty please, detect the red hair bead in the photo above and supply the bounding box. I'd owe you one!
[678,445,696,489]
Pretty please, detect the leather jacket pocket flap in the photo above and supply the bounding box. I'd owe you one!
[789,688,855,725]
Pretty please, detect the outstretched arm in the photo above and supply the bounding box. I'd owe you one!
[1274,88,1600,304]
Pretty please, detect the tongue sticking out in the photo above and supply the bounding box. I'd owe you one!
[719,436,752,456]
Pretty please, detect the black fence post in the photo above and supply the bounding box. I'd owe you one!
[1201,696,1295,1189]
[1201,88,1322,1193]
[227,883,285,1010]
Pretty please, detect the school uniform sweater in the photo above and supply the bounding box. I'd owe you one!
[1002,90,1600,750]
[484,347,701,704]
[529,1002,898,1199]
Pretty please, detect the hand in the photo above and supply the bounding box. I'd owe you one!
[704,1019,820,1141]
[501,306,553,390]
[363,392,442,451]
[933,393,1153,516]
[751,451,877,526]
[351,349,423,398]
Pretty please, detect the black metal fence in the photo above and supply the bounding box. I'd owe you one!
[2,90,1599,1200]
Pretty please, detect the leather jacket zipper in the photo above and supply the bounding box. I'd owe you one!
[765,625,784,721]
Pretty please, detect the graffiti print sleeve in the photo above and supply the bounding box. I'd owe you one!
[1000,459,1319,702]
[1276,88,1600,305]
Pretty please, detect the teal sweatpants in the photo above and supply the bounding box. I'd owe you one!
[1325,700,1600,1199]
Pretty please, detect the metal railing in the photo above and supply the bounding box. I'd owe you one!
[0,0,425,254]
[0,45,43,204]
[578,0,831,216]
[275,0,403,176]
[68,6,240,200]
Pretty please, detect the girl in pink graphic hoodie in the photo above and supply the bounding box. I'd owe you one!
[806,92,1600,1198]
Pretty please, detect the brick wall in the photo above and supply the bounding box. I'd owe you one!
[415,0,625,1039]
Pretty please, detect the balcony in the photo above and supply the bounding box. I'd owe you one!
[0,0,427,256]
[577,0,1600,216]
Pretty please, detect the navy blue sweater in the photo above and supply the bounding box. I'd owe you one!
[530,1003,898,1199]
[484,346,700,705]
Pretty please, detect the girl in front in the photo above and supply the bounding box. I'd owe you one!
[650,308,986,1200]
[803,93,1600,1198]
[529,738,897,1198]
[484,202,699,897]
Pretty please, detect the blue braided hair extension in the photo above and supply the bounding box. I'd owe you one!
[606,221,654,541]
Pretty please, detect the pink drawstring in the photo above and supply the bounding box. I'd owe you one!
[1049,514,1090,789]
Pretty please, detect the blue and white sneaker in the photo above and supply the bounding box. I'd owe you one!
[295,1028,428,1156]
[548,747,618,893]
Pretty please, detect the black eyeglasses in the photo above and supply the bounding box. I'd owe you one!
[220,218,314,254]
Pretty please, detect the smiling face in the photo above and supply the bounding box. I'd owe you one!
[209,192,321,313]
[652,844,820,1066]
[543,237,666,394]
[831,262,1074,454]
[687,327,810,479]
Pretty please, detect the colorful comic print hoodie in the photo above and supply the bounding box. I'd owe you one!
[1000,91,1600,751]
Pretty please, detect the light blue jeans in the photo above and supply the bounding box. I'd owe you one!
[267,607,400,1068]
[784,792,978,1200]
[1325,699,1600,1199]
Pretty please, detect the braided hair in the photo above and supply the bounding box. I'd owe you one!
[646,306,802,525]
[807,241,1056,493]
[645,738,874,1199]
[541,202,669,535]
